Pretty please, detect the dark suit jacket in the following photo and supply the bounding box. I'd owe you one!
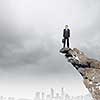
[63,29,70,39]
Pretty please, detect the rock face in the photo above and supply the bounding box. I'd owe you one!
[60,48,100,100]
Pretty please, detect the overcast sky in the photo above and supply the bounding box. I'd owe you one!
[0,0,100,98]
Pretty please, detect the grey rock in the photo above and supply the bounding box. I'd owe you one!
[60,48,100,100]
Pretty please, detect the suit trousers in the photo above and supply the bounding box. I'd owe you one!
[63,38,69,48]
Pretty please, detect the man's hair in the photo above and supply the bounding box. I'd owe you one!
[65,25,68,29]
[65,25,68,28]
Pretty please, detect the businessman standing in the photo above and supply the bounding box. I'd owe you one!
[62,25,70,48]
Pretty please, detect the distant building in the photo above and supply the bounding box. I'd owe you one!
[41,92,45,100]
[61,88,64,100]
[55,93,61,100]
[65,94,70,100]
[46,94,51,100]
[51,88,54,98]
[8,97,15,100]
[34,92,41,100]
[0,96,4,100]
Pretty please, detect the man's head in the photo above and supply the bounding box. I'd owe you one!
[65,25,68,29]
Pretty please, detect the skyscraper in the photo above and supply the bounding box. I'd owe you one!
[51,88,54,98]
[41,92,45,100]
[34,92,41,100]
[61,88,64,100]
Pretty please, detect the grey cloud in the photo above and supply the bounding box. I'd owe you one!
[0,33,50,68]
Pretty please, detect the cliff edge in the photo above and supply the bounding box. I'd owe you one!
[60,48,100,100]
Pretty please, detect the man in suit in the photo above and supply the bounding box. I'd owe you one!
[62,25,70,48]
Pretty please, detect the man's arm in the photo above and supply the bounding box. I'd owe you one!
[63,29,65,37]
[68,29,70,37]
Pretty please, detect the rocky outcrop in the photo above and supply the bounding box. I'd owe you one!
[60,48,100,100]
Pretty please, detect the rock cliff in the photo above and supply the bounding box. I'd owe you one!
[60,48,100,100]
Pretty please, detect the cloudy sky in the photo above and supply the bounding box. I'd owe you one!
[0,0,100,98]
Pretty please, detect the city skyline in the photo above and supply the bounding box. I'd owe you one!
[0,88,92,100]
